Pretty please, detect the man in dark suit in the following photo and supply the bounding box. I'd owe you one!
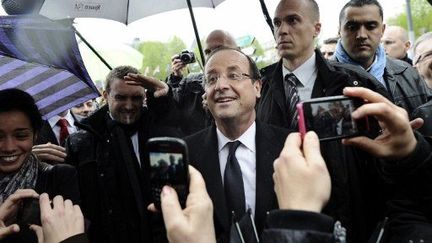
[255,0,396,242]
[32,110,78,164]
[185,47,290,243]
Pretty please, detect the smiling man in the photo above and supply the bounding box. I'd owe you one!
[64,65,178,243]
[185,47,290,243]
[335,0,430,118]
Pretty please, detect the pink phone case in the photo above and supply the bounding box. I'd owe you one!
[296,102,306,139]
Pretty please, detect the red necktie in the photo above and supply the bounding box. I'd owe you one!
[57,118,69,145]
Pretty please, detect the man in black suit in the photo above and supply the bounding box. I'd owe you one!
[185,47,290,243]
[32,110,78,164]
[255,0,397,242]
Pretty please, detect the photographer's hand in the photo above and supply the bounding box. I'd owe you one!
[30,194,85,243]
[0,189,39,239]
[124,73,169,98]
[342,87,417,160]
[171,55,186,78]
[155,166,216,243]
[273,132,331,213]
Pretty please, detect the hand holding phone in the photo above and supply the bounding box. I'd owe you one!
[297,95,369,141]
[146,137,189,210]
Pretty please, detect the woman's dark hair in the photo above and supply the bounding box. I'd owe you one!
[0,88,43,133]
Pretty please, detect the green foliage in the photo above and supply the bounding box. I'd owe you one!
[386,0,432,37]
[138,36,187,80]
[250,39,273,69]
[136,35,278,78]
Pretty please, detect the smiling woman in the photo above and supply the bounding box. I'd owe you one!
[0,89,80,243]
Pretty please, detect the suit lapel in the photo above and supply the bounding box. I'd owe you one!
[254,122,278,231]
[195,127,230,233]
[269,60,287,116]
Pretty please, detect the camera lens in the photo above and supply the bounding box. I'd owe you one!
[179,51,196,64]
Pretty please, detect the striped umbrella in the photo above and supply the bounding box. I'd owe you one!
[0,15,99,119]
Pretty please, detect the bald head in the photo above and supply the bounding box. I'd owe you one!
[382,25,410,60]
[384,26,409,42]
[204,30,238,57]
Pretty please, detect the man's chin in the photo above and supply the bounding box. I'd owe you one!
[116,115,140,125]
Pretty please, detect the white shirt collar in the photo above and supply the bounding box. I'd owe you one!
[48,110,75,128]
[216,122,256,153]
[366,56,378,72]
[282,52,316,87]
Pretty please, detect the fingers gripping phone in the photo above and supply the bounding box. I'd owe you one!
[146,137,189,210]
[297,96,369,141]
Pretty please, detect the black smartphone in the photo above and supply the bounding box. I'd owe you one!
[146,137,189,210]
[16,198,41,226]
[297,95,369,141]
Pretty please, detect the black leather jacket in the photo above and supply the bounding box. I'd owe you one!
[412,100,432,136]
[382,57,431,119]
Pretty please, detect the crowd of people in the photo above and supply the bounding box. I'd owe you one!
[1,0,432,242]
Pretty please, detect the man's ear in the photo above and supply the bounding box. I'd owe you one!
[103,90,108,100]
[313,22,322,38]
[254,79,262,99]
[404,41,411,51]
[381,23,386,36]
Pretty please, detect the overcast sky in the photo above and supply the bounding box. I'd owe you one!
[0,0,407,47]
[69,0,406,48]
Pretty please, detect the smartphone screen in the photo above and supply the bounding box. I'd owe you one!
[298,96,368,141]
[146,137,189,209]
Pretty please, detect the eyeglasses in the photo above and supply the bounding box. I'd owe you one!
[414,50,432,65]
[205,72,251,86]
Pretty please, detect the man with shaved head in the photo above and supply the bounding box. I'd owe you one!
[382,25,412,64]
[256,0,408,242]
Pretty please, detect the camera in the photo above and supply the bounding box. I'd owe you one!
[297,95,369,141]
[178,50,196,64]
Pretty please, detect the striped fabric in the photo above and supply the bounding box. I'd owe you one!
[0,15,99,119]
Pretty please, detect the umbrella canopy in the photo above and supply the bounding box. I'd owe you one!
[39,0,226,65]
[39,0,224,24]
[79,39,143,87]
[0,15,99,119]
